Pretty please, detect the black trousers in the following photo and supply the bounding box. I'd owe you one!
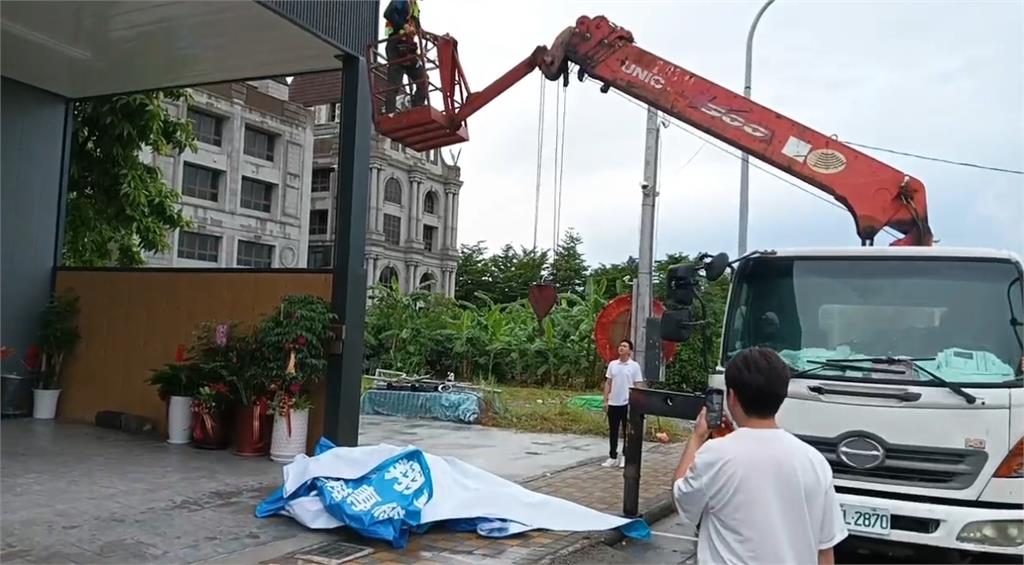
[607,404,629,459]
[384,35,428,113]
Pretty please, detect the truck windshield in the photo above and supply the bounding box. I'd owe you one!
[722,258,1024,385]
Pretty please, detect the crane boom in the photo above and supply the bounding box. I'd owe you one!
[368,15,934,246]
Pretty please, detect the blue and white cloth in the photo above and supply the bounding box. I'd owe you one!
[256,438,651,548]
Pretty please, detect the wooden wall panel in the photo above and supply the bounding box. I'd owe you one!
[54,270,336,453]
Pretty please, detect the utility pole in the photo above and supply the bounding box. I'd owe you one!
[634,107,660,380]
[738,0,776,256]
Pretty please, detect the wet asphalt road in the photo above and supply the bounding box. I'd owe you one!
[554,513,1020,564]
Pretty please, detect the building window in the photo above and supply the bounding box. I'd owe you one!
[182,163,220,202]
[237,240,273,268]
[390,140,401,152]
[188,109,223,146]
[384,178,402,205]
[418,272,437,292]
[431,150,439,165]
[241,177,274,213]
[383,214,401,245]
[309,209,329,236]
[379,265,400,287]
[177,231,220,263]
[243,127,275,161]
[423,191,437,214]
[308,245,333,268]
[312,168,332,192]
[423,225,437,252]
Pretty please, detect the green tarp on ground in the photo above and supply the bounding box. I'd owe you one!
[568,395,604,412]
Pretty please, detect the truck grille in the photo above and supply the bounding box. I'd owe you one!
[799,433,988,490]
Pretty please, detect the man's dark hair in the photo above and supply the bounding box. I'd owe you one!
[724,347,790,418]
[620,339,634,351]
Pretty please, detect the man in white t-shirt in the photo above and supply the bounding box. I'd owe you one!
[602,339,644,468]
[672,347,848,564]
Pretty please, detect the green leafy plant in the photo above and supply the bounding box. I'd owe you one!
[64,90,197,267]
[223,332,269,407]
[147,362,201,401]
[35,292,81,390]
[255,294,336,386]
[192,383,231,415]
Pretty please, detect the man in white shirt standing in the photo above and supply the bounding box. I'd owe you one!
[672,347,848,564]
[602,339,644,468]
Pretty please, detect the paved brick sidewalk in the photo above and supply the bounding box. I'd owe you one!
[267,443,681,565]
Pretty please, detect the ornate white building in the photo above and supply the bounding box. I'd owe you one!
[292,72,462,296]
[144,79,313,269]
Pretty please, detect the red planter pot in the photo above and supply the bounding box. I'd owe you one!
[191,409,229,449]
[234,403,272,457]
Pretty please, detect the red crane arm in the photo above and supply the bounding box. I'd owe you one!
[537,16,932,246]
[369,16,933,246]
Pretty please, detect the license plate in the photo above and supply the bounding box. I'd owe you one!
[841,503,891,536]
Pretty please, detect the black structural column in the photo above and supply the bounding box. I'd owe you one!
[325,54,372,447]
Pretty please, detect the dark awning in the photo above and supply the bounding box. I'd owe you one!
[0,1,377,98]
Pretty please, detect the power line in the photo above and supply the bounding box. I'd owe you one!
[843,141,1023,175]
[589,79,902,239]
[532,76,546,250]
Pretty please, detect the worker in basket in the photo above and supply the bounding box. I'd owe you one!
[383,0,428,114]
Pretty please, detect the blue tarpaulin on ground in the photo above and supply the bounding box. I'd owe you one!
[255,438,651,549]
[360,389,482,424]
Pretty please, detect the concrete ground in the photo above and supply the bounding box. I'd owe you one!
[0,416,608,564]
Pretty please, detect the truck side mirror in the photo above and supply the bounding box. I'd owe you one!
[705,252,730,281]
[660,309,695,342]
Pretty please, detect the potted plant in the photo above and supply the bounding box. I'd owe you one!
[1,346,39,417]
[269,351,314,463]
[146,344,199,444]
[257,294,335,462]
[33,292,81,420]
[188,321,237,449]
[225,331,273,457]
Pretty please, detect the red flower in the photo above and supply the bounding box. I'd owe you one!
[296,335,308,347]
[174,344,187,363]
[23,346,41,372]
[212,383,228,395]
[288,382,301,395]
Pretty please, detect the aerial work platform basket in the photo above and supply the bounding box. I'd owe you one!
[367,28,556,152]
[367,31,471,152]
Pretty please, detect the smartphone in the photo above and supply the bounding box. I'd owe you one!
[704,387,725,429]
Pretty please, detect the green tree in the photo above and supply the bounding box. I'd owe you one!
[548,228,588,296]
[454,241,493,305]
[588,256,638,300]
[64,90,197,267]
[487,244,550,304]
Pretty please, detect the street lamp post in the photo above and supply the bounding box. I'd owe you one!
[737,0,776,256]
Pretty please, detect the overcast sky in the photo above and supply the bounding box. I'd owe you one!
[392,0,1023,265]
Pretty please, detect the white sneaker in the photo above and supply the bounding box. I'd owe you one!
[600,458,618,468]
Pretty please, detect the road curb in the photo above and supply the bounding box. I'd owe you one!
[533,494,676,564]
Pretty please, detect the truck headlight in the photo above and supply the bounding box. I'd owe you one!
[957,520,1024,548]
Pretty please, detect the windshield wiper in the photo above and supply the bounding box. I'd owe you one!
[832,356,978,405]
[790,360,904,378]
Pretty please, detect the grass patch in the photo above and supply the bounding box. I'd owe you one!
[481,386,690,443]
[360,377,689,442]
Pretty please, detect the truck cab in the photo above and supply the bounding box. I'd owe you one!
[708,246,1024,556]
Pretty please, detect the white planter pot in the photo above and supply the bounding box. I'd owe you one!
[270,408,309,463]
[166,396,193,444]
[32,388,61,420]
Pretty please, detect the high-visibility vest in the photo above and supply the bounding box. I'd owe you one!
[385,0,419,37]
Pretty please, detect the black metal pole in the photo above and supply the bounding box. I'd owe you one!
[324,54,371,447]
[623,391,645,517]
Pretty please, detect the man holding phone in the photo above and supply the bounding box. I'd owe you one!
[672,347,847,564]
